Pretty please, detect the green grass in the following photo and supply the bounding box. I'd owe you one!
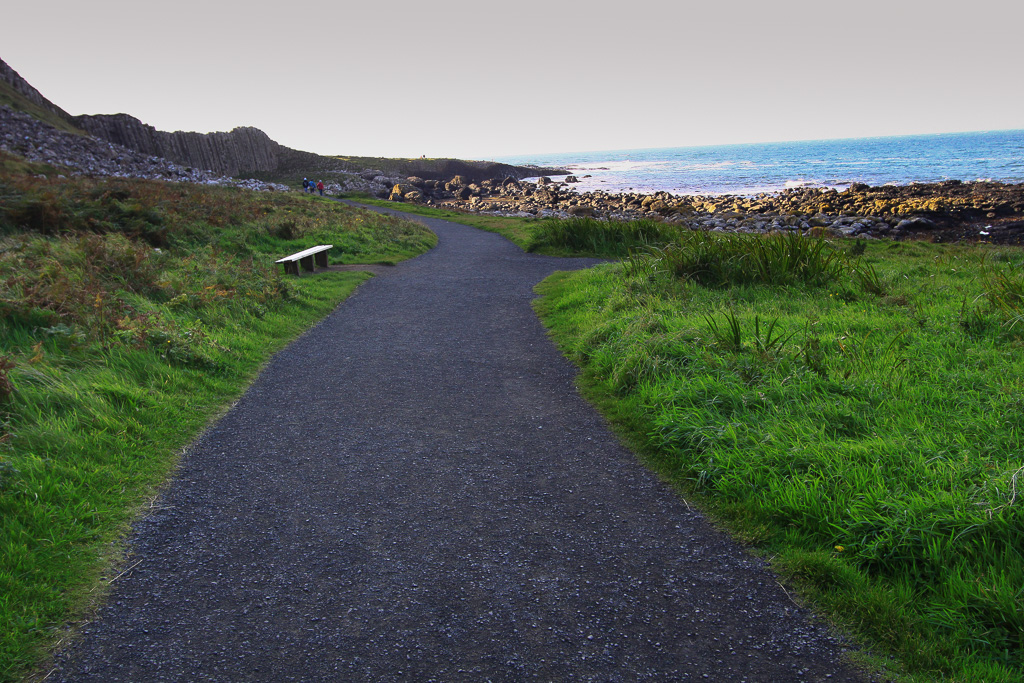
[534,234,1024,681]
[0,158,435,681]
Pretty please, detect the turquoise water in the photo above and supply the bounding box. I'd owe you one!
[495,130,1024,196]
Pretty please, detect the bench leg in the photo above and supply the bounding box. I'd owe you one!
[300,255,315,272]
[315,251,329,268]
[283,261,299,276]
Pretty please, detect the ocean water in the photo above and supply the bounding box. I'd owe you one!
[495,130,1024,197]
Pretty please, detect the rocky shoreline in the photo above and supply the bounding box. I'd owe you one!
[384,174,1024,245]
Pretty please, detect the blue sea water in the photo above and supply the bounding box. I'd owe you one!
[495,130,1024,197]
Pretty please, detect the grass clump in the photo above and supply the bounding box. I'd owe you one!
[525,217,681,257]
[535,235,1024,681]
[0,157,435,681]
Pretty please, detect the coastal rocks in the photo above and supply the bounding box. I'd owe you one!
[391,168,1024,244]
[389,182,423,201]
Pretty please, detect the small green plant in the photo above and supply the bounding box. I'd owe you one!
[851,261,887,296]
[983,260,1024,329]
[704,309,742,351]
[753,315,794,356]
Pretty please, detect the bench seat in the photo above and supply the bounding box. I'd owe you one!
[276,244,333,275]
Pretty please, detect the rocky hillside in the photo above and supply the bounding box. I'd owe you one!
[74,113,282,177]
[0,105,288,191]
[0,58,81,134]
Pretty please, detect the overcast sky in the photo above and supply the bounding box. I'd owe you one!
[4,0,1022,159]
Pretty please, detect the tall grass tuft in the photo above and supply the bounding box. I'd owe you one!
[644,231,846,288]
[527,217,680,256]
[983,259,1024,330]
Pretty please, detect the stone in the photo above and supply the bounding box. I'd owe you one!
[895,217,937,231]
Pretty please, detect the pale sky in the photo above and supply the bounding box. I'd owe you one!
[4,0,1022,160]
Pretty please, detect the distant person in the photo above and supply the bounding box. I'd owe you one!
[317,180,325,196]
[302,177,309,192]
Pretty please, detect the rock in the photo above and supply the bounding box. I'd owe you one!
[895,217,937,231]
[564,175,579,183]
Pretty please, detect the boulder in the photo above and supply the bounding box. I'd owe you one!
[894,217,937,231]
[389,182,419,201]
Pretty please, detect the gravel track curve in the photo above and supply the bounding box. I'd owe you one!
[51,205,869,682]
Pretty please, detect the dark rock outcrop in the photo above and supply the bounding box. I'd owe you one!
[73,114,282,177]
[0,105,287,192]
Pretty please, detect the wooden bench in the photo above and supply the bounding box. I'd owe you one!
[275,244,333,276]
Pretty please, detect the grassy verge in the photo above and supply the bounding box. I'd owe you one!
[0,156,435,681]
[347,197,543,251]
[534,233,1024,681]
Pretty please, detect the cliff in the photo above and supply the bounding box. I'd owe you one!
[73,114,282,177]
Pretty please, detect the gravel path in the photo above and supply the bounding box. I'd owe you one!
[52,206,869,682]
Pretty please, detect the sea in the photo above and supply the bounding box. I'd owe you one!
[494,130,1024,197]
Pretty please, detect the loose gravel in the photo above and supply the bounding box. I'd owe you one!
[51,206,871,681]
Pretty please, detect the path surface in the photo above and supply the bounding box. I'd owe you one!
[52,207,868,681]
